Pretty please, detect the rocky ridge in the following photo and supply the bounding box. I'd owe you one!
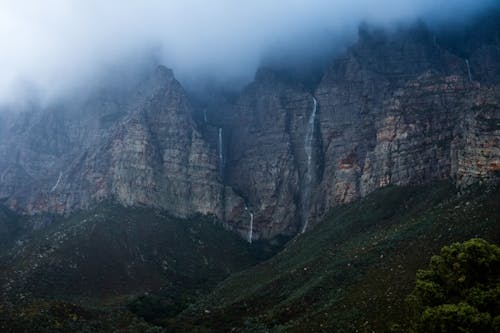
[0,19,499,240]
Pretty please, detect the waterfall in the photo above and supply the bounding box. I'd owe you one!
[301,97,318,234]
[218,128,224,176]
[304,98,317,169]
[465,59,473,82]
[203,109,208,123]
[248,212,254,243]
[51,172,63,192]
[244,205,254,244]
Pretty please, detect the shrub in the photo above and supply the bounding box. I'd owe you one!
[408,238,500,332]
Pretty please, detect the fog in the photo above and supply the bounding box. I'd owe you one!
[0,0,497,105]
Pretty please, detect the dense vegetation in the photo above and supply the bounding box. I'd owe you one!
[0,182,498,332]
[171,182,500,332]
[408,238,500,333]
[0,205,282,332]
[0,203,27,252]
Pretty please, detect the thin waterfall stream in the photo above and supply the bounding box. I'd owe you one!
[51,172,63,192]
[244,205,254,243]
[301,97,317,233]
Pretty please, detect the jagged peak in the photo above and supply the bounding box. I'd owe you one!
[135,65,183,98]
[153,65,175,82]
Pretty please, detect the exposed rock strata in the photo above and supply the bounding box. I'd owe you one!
[0,22,499,239]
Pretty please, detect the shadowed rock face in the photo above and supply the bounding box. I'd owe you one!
[312,24,500,221]
[219,22,500,237]
[63,67,229,219]
[0,67,236,221]
[222,69,320,238]
[0,20,499,240]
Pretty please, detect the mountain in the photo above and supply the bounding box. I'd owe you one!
[0,67,231,218]
[0,11,499,332]
[1,18,499,242]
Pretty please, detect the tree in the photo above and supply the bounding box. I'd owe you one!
[407,238,500,332]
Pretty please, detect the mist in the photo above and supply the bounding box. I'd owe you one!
[0,0,497,106]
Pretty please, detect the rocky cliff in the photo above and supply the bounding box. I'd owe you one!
[0,18,499,240]
[0,67,241,221]
[217,21,500,237]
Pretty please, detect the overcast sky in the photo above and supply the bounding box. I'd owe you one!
[0,0,497,105]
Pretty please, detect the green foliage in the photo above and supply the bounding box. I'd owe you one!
[0,204,26,251]
[0,299,163,333]
[408,239,500,332]
[171,182,500,332]
[2,183,499,332]
[128,294,175,323]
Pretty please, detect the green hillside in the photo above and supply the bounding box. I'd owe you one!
[1,182,498,332]
[171,182,500,332]
[0,205,277,332]
[0,203,27,252]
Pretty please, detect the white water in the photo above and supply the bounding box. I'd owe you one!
[244,205,254,243]
[51,172,63,192]
[465,59,473,82]
[301,97,318,234]
[248,212,254,243]
[218,128,223,176]
[304,98,317,168]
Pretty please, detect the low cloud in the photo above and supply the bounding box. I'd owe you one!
[0,0,497,105]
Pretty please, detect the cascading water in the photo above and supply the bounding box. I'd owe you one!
[465,59,473,82]
[51,172,63,192]
[301,97,317,234]
[304,98,317,170]
[248,212,254,243]
[218,128,224,177]
[204,109,208,123]
[244,205,254,244]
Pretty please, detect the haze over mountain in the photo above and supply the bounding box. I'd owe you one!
[0,0,498,105]
[0,2,499,332]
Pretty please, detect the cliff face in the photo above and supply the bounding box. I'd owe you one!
[0,20,499,240]
[222,69,318,238]
[60,67,229,218]
[218,23,500,236]
[312,25,500,221]
[0,67,237,221]
[452,85,500,187]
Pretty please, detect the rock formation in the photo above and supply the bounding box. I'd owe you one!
[0,19,499,240]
